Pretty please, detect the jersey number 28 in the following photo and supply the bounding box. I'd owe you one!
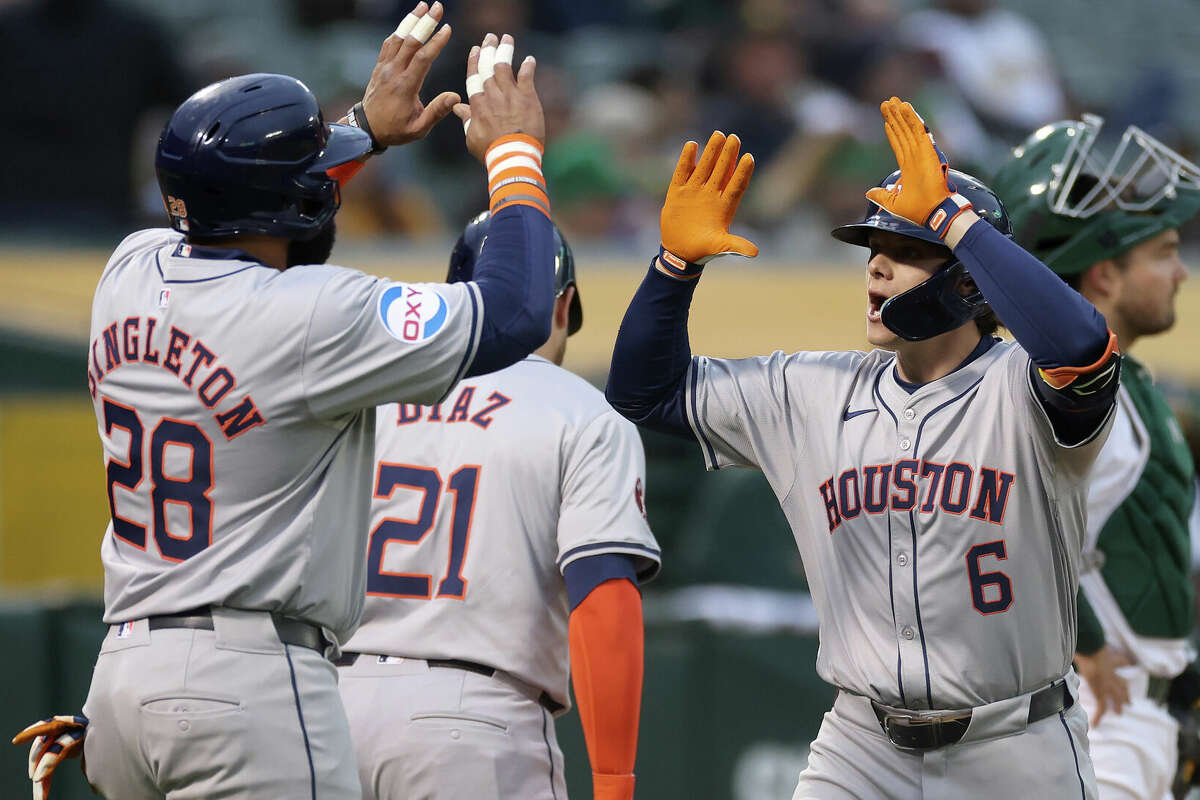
[103,399,213,562]
[366,462,480,599]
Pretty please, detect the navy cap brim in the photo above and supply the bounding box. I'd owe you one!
[309,123,374,172]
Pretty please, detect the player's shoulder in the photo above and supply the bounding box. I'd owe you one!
[503,356,607,405]
[500,357,630,428]
[985,338,1030,376]
[278,263,467,311]
[708,347,882,377]
[101,228,182,282]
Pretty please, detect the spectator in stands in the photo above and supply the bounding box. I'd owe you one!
[0,0,191,238]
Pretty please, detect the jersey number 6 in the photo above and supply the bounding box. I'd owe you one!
[366,463,480,600]
[103,398,214,562]
[966,540,1013,615]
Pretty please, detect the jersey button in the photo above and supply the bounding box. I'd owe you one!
[903,408,916,421]
[902,626,915,640]
[899,438,911,451]
[897,553,909,567]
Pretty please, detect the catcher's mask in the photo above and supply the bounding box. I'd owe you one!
[155,73,373,240]
[448,211,583,336]
[992,114,1200,277]
[831,168,1013,342]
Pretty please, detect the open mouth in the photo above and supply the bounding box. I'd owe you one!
[867,290,888,323]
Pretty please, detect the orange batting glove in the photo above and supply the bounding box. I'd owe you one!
[656,131,757,280]
[865,97,974,240]
[12,715,89,800]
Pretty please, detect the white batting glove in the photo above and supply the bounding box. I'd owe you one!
[11,715,89,800]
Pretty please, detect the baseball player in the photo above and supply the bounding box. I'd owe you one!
[335,211,660,800]
[14,7,560,799]
[994,115,1200,800]
[606,97,1121,798]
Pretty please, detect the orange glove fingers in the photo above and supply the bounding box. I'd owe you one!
[724,153,755,206]
[670,140,699,188]
[687,131,727,188]
[707,133,741,191]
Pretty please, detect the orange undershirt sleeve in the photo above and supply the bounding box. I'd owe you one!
[568,577,643,800]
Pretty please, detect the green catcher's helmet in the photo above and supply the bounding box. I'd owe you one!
[992,114,1200,276]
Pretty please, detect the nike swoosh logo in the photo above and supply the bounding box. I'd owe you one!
[842,408,878,421]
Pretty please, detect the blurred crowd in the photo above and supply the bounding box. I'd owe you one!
[3,0,1200,255]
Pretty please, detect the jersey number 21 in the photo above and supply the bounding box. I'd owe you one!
[366,462,480,600]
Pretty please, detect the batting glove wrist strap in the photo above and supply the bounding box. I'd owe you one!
[655,246,705,281]
[346,102,387,154]
[924,194,974,240]
[485,134,550,217]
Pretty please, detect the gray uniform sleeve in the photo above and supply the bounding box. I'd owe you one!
[686,350,863,473]
[686,352,798,471]
[301,271,482,418]
[556,410,661,581]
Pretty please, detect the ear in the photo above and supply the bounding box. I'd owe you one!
[554,286,575,331]
[1082,260,1122,302]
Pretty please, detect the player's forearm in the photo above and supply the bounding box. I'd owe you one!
[568,578,643,800]
[466,204,555,376]
[605,262,698,437]
[952,220,1110,369]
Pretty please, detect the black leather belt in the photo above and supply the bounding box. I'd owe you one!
[145,608,327,653]
[335,652,565,714]
[871,681,1073,751]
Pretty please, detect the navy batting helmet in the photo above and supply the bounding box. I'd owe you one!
[155,73,373,240]
[831,169,1013,341]
[448,211,583,336]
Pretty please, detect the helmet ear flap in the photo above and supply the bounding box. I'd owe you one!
[880,262,990,341]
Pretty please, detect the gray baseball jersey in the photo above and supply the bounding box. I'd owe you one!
[685,340,1112,710]
[342,355,661,707]
[87,228,482,643]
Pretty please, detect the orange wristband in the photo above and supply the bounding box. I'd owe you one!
[485,134,549,217]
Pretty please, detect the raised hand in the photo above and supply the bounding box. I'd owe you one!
[865,97,974,241]
[453,33,544,162]
[358,1,461,148]
[658,131,757,272]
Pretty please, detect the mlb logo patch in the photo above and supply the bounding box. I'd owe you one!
[116,621,134,639]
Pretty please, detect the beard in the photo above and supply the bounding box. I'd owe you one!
[287,220,337,268]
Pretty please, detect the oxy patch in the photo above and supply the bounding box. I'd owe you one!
[378,283,449,343]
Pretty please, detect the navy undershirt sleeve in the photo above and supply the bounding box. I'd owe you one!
[465,204,555,377]
[955,220,1118,442]
[954,221,1109,369]
[605,263,698,438]
[564,553,639,611]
